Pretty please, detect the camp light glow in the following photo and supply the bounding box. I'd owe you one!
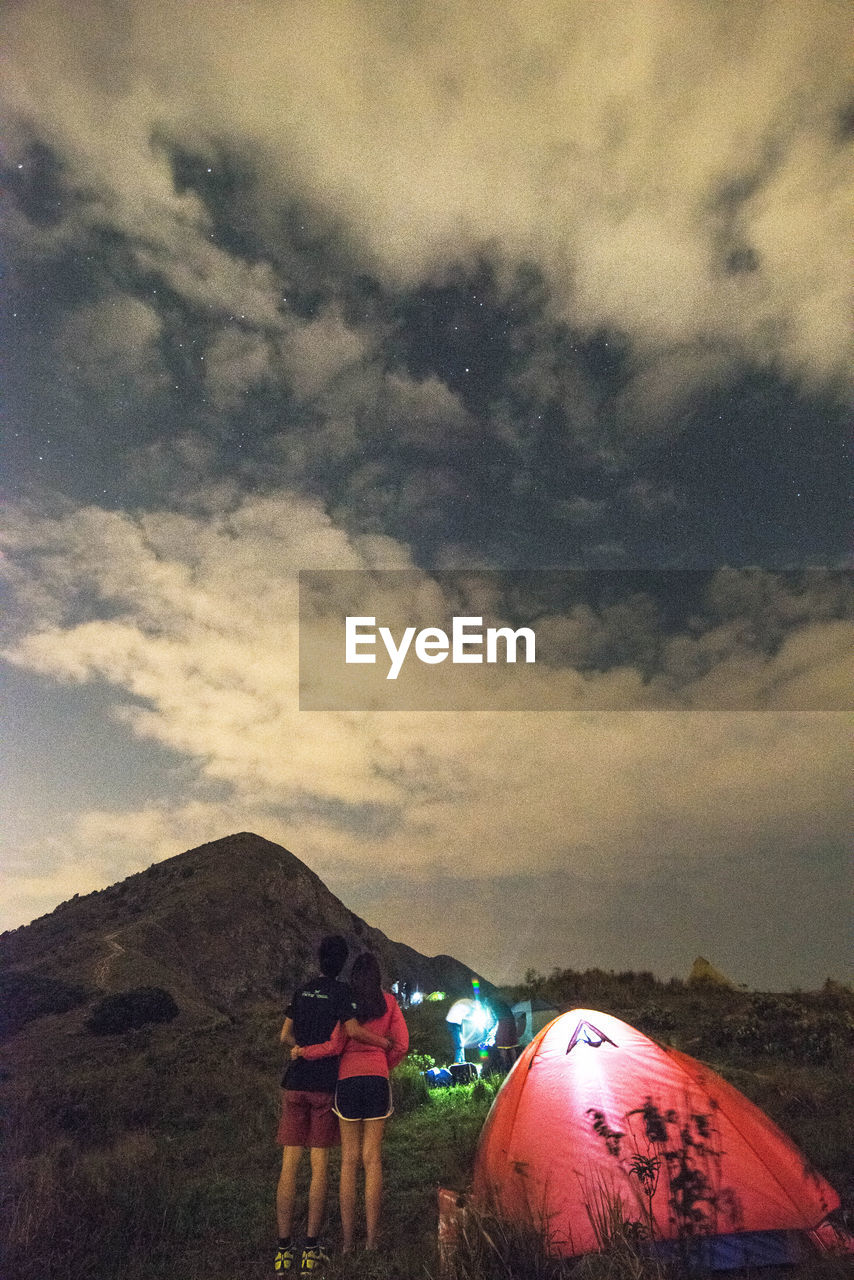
[470,979,491,1032]
[447,992,496,1053]
[345,616,536,680]
[471,1005,491,1034]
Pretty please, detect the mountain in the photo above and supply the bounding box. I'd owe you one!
[0,832,485,1036]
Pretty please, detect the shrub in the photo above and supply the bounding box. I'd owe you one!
[405,998,459,1062]
[0,970,90,1041]
[440,1202,570,1280]
[471,1077,489,1105]
[702,995,854,1065]
[634,1004,677,1035]
[521,967,664,1012]
[86,987,179,1035]
[392,1058,432,1113]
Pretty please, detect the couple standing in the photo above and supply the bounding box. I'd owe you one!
[274,935,409,1274]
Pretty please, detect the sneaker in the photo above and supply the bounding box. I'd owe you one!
[299,1244,330,1273]
[274,1244,296,1273]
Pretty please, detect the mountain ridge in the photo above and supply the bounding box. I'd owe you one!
[0,832,486,1031]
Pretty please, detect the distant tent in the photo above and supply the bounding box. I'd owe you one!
[688,956,735,988]
[471,1009,840,1269]
[511,997,559,1046]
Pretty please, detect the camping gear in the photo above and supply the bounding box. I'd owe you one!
[510,996,560,1046]
[449,1062,479,1085]
[470,1008,840,1269]
[425,1066,453,1088]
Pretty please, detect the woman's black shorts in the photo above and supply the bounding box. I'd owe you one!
[333,1075,393,1121]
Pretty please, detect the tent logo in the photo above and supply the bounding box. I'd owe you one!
[566,1018,618,1053]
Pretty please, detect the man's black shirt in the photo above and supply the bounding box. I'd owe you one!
[281,974,357,1092]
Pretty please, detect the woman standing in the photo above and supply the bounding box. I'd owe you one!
[291,952,409,1253]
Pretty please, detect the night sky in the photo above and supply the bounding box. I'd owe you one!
[2,0,851,988]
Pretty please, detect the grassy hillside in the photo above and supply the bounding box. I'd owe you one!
[0,834,483,1021]
[2,971,852,1279]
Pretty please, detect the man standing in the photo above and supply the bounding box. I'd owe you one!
[489,996,520,1073]
[275,936,390,1275]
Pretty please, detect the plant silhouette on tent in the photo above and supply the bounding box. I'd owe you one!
[469,1009,841,1270]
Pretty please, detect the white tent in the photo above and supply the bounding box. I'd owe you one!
[511,996,559,1046]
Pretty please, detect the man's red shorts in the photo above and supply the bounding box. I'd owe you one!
[276,1088,339,1148]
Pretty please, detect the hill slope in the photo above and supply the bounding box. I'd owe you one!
[0,832,483,1031]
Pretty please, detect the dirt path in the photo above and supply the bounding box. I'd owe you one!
[94,931,125,987]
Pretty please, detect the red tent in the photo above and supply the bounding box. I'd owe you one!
[471,1009,840,1268]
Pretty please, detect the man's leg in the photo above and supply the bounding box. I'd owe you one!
[277,1145,304,1237]
[338,1119,362,1251]
[306,1146,330,1239]
[362,1119,386,1250]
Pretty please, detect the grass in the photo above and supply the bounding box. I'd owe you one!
[1,977,852,1279]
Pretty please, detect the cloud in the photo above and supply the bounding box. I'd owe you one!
[280,307,376,402]
[4,0,849,581]
[56,295,167,394]
[331,842,852,988]
[4,0,851,409]
[3,3,849,991]
[2,498,850,934]
[1,495,419,803]
[203,327,274,411]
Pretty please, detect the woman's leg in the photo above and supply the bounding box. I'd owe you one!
[338,1118,362,1251]
[361,1118,386,1249]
